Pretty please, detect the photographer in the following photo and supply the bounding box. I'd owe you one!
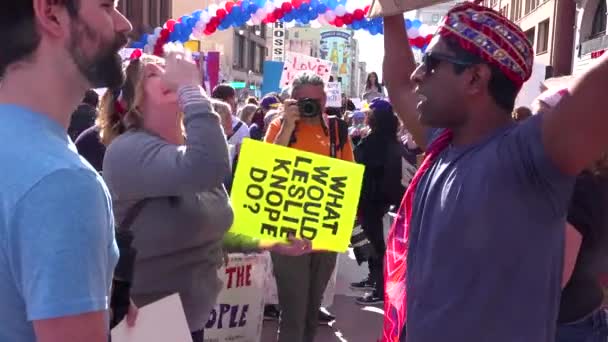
[264,72,354,342]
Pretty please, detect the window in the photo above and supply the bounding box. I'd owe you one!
[512,0,522,20]
[432,14,440,23]
[591,0,607,38]
[259,46,266,72]
[249,41,256,71]
[233,34,246,69]
[525,28,535,45]
[525,0,532,14]
[537,19,550,53]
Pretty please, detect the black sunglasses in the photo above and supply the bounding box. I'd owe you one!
[421,52,476,75]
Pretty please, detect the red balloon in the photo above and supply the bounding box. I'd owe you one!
[266,13,276,23]
[414,36,425,48]
[160,28,170,39]
[226,1,235,11]
[207,23,217,34]
[291,0,303,9]
[281,2,293,12]
[364,5,370,14]
[343,13,353,25]
[209,17,220,26]
[334,17,344,27]
[425,34,433,45]
[273,8,284,19]
[216,8,227,19]
[237,0,243,5]
[165,19,177,31]
[353,9,364,20]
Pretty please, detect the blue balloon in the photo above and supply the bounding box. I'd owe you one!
[247,3,258,14]
[310,0,320,9]
[316,3,327,13]
[193,10,203,20]
[327,0,338,9]
[405,18,412,29]
[300,3,310,11]
[255,0,265,8]
[352,20,361,30]
[412,19,421,29]
[309,12,319,20]
[187,17,196,28]
[370,25,379,35]
[232,6,243,16]
[284,12,294,22]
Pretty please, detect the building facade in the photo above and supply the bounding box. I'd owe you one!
[483,0,576,76]
[572,0,608,74]
[118,0,173,39]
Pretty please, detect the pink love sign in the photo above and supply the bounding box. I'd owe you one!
[280,52,333,88]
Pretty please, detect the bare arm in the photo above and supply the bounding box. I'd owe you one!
[562,223,582,288]
[542,54,608,175]
[273,121,296,146]
[34,312,107,342]
[383,15,428,150]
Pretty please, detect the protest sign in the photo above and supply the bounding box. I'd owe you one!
[326,82,342,108]
[111,294,191,342]
[279,52,333,89]
[204,253,267,342]
[230,139,364,252]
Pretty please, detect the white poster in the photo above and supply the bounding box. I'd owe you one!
[111,294,192,342]
[264,254,339,308]
[271,22,286,62]
[204,254,268,342]
[326,82,342,108]
[279,52,333,89]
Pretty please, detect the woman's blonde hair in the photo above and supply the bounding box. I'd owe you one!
[211,99,232,127]
[97,54,165,145]
[238,104,258,124]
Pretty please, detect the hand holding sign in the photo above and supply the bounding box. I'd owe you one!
[269,235,313,256]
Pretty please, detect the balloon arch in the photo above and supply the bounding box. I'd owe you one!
[131,0,436,56]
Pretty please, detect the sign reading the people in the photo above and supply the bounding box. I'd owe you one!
[230,139,364,252]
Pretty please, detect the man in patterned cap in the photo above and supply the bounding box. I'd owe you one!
[381,2,608,342]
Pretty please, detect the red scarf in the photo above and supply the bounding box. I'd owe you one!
[382,129,453,342]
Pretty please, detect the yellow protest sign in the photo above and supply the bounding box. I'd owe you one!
[230,139,364,252]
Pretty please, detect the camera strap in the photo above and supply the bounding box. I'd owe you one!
[329,116,338,158]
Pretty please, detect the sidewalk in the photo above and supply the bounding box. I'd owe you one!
[261,249,384,342]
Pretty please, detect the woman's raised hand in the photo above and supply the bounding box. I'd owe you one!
[162,43,200,91]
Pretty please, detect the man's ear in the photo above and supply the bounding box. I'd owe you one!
[32,0,72,39]
[467,63,492,96]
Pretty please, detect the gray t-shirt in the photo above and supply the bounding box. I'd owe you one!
[406,114,574,342]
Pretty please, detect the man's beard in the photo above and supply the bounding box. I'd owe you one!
[67,19,128,89]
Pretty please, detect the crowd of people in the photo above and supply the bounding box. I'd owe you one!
[2,1,608,342]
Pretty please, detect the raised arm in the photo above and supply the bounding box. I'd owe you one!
[542,54,608,175]
[383,15,428,150]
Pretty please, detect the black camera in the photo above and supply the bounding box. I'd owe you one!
[297,98,322,118]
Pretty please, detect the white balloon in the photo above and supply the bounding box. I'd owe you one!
[251,16,262,25]
[408,28,419,37]
[143,44,153,54]
[208,3,219,14]
[154,27,162,35]
[201,12,210,23]
[147,35,156,45]
[220,1,227,10]
[264,1,274,12]
[334,5,346,16]
[255,8,266,19]
[345,1,357,13]
[325,11,336,21]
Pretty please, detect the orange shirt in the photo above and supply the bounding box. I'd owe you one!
[264,118,354,162]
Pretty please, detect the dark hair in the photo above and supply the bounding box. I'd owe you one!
[251,107,265,131]
[1,0,80,78]
[444,37,519,113]
[211,84,236,101]
[366,72,383,92]
[246,96,259,105]
[368,107,399,139]
[512,106,532,122]
[83,89,99,108]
